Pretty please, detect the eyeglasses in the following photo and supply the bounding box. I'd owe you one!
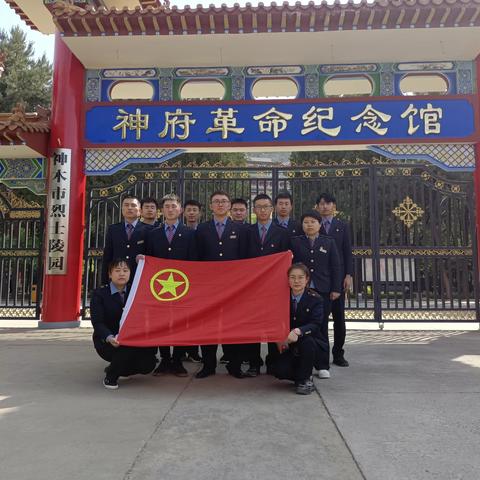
[254,205,273,211]
[211,200,230,205]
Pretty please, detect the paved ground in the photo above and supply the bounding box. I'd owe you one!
[1,328,479,480]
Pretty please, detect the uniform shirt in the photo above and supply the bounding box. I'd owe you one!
[164,220,180,235]
[257,220,272,238]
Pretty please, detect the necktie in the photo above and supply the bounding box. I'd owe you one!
[260,225,267,244]
[293,298,297,312]
[166,225,175,243]
[280,220,288,229]
[126,223,134,240]
[216,222,224,239]
[118,291,125,305]
[309,237,315,248]
[323,220,331,234]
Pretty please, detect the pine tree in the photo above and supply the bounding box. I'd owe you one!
[0,26,52,112]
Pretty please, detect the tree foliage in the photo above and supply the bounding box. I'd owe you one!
[0,26,52,112]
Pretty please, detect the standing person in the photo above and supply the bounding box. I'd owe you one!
[290,210,341,379]
[91,259,157,390]
[195,190,247,379]
[273,263,329,395]
[245,193,290,376]
[140,197,160,226]
[184,199,202,230]
[101,195,151,285]
[316,193,353,367]
[181,199,204,363]
[273,192,302,237]
[231,198,249,224]
[142,194,197,377]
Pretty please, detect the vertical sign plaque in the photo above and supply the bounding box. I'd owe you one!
[46,148,71,275]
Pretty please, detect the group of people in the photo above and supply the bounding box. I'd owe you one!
[91,191,353,395]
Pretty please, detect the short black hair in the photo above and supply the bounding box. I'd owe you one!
[253,194,272,205]
[140,197,159,208]
[184,199,202,209]
[122,194,140,204]
[108,258,131,274]
[316,192,336,205]
[210,190,231,202]
[274,191,293,205]
[287,262,311,278]
[300,210,323,224]
[231,198,248,208]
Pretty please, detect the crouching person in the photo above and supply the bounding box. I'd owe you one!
[273,263,329,395]
[91,259,157,390]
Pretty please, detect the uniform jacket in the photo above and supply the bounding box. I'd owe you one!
[246,222,290,258]
[320,217,353,286]
[196,218,247,261]
[273,217,302,238]
[291,289,329,354]
[291,235,341,294]
[90,285,126,346]
[101,221,152,284]
[145,222,197,260]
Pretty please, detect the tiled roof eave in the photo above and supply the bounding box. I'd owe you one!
[47,0,480,36]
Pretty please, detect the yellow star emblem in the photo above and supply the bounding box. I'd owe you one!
[150,268,190,302]
[156,273,185,296]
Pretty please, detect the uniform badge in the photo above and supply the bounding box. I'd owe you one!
[230,235,237,239]
[137,240,144,244]
[270,244,275,247]
[319,246,327,253]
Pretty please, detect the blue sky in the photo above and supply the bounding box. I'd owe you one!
[0,2,55,61]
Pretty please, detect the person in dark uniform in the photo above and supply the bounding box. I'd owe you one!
[195,190,248,379]
[273,191,302,237]
[91,259,157,390]
[273,263,329,395]
[182,199,203,363]
[290,210,341,379]
[101,195,152,285]
[245,193,290,377]
[183,199,202,231]
[140,193,198,377]
[316,193,353,367]
[231,198,249,225]
[140,197,160,227]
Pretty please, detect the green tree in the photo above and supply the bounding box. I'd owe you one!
[0,26,52,112]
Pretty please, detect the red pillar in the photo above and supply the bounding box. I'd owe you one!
[39,33,86,328]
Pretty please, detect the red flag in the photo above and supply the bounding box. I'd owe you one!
[117,252,292,347]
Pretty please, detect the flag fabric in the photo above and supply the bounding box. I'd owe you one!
[117,252,292,347]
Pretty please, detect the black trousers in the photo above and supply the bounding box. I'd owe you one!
[318,293,332,368]
[331,294,347,359]
[159,346,185,363]
[95,341,157,380]
[273,336,326,383]
[201,344,242,372]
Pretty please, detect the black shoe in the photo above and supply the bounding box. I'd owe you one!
[171,362,189,377]
[103,376,118,390]
[296,378,315,395]
[153,359,171,376]
[219,355,229,364]
[195,368,216,379]
[187,352,202,363]
[244,366,260,377]
[333,357,349,367]
[226,365,245,379]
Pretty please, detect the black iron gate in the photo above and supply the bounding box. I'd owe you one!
[0,188,45,319]
[82,162,479,324]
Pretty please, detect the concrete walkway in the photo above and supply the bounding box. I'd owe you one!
[0,328,479,480]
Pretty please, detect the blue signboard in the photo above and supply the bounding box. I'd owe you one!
[84,98,476,147]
